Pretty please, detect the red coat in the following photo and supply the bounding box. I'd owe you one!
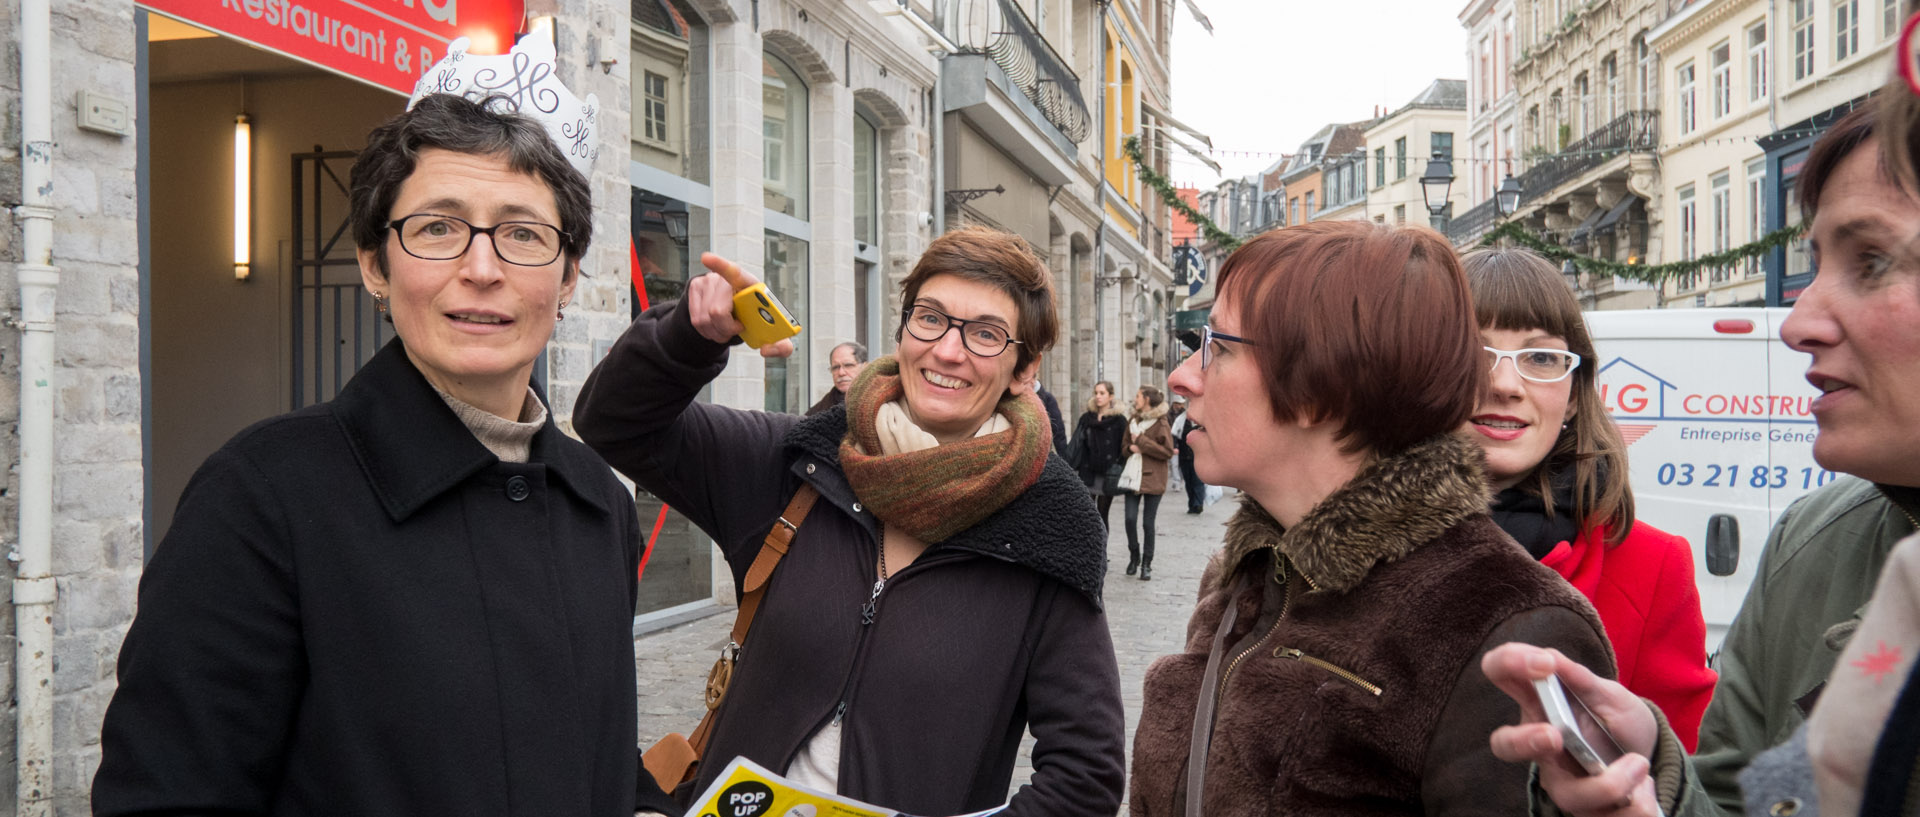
[1540,520,1717,750]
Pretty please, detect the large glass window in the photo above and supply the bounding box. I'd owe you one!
[763,53,809,219]
[630,0,709,183]
[1747,158,1767,277]
[1678,184,1698,291]
[1711,171,1732,282]
[762,231,810,413]
[1748,22,1770,102]
[1374,147,1386,189]
[855,115,879,246]
[1395,137,1407,178]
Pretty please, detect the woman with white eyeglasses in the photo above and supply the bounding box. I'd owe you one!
[1462,248,1717,749]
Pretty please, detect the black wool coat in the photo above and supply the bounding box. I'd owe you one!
[94,339,645,817]
[575,302,1126,817]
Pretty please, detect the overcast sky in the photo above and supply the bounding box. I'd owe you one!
[1167,0,1475,189]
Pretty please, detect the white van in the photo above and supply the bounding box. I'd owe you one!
[1584,307,1826,652]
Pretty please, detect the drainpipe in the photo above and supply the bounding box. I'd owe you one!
[15,0,60,811]
[1093,0,1109,382]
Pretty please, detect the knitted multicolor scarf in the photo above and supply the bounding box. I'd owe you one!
[839,356,1052,543]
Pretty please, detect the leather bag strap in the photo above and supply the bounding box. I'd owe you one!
[688,483,820,755]
[1185,572,1248,817]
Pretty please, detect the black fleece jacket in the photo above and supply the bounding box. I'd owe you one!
[575,301,1125,817]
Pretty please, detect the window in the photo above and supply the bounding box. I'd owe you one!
[1375,147,1386,188]
[1711,172,1732,282]
[1888,0,1903,40]
[1527,105,1541,153]
[1678,184,1698,289]
[1431,131,1454,163]
[1573,73,1590,137]
[1395,137,1407,179]
[854,114,878,246]
[1836,0,1860,61]
[1793,0,1816,80]
[1678,62,1696,135]
[642,71,669,143]
[1289,197,1299,225]
[1305,190,1316,215]
[1603,54,1620,122]
[761,230,810,413]
[1711,42,1732,119]
[1748,22,1770,101]
[1394,203,1406,224]
[1746,158,1767,277]
[762,52,809,219]
[1637,34,1658,111]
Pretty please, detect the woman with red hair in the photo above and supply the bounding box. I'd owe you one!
[1128,220,1614,817]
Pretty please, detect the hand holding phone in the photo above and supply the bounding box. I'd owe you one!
[688,253,795,357]
[731,283,803,349]
[1533,675,1625,776]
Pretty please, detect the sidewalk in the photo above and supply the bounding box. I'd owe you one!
[632,487,1237,804]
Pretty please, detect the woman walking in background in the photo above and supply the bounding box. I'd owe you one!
[1461,247,1716,748]
[1074,381,1128,533]
[1120,386,1174,579]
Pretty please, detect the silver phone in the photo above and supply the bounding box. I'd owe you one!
[1532,675,1625,776]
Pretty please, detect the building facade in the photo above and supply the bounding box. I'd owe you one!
[1455,0,1521,244]
[1503,0,1671,310]
[0,0,1175,811]
[1366,82,1471,230]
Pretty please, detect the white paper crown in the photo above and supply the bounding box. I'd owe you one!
[409,36,599,179]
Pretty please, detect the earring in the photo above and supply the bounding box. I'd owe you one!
[557,301,568,321]
[371,291,388,313]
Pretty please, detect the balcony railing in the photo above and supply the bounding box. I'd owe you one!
[1518,110,1658,201]
[982,0,1090,143]
[1445,197,1501,245]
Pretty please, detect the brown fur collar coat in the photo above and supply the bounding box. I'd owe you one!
[1129,433,1615,817]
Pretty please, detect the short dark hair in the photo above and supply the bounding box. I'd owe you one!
[1799,101,1881,222]
[898,225,1057,371]
[831,341,869,363]
[349,94,592,280]
[1216,220,1482,455]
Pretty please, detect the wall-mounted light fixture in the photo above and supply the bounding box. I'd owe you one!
[233,113,251,281]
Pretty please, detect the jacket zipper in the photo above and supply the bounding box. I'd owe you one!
[778,549,970,772]
[1219,549,1293,693]
[1274,647,1384,697]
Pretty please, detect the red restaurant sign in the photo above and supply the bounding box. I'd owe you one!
[144,0,525,96]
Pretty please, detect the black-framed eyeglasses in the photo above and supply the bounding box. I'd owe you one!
[387,213,570,267]
[1179,324,1255,370]
[901,304,1024,357]
[1484,346,1582,383]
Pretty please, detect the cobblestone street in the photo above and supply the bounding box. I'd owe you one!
[633,485,1237,809]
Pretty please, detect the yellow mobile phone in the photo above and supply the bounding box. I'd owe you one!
[731,283,803,348]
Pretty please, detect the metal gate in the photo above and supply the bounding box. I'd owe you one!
[290,147,384,408]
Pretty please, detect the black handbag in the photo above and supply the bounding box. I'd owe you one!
[1102,461,1128,496]
[1065,424,1090,471]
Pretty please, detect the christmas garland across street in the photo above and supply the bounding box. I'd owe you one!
[1122,134,1804,287]
[1125,136,1242,252]
[1475,219,1807,286]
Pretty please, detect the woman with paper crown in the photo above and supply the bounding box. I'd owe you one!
[574,225,1126,816]
[94,39,671,817]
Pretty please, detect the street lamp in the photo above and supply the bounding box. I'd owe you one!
[1496,174,1523,217]
[661,200,689,247]
[1420,155,1455,230]
[1561,259,1580,292]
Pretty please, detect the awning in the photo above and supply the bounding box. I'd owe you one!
[1595,196,1643,233]
[1569,205,1606,246]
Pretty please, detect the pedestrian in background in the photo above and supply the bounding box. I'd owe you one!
[1072,381,1128,533]
[1119,386,1173,579]
[807,341,867,416]
[574,225,1125,817]
[1129,220,1612,817]
[1170,396,1207,514]
[1461,247,1716,749]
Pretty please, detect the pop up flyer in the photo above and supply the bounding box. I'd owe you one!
[682,757,1003,817]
